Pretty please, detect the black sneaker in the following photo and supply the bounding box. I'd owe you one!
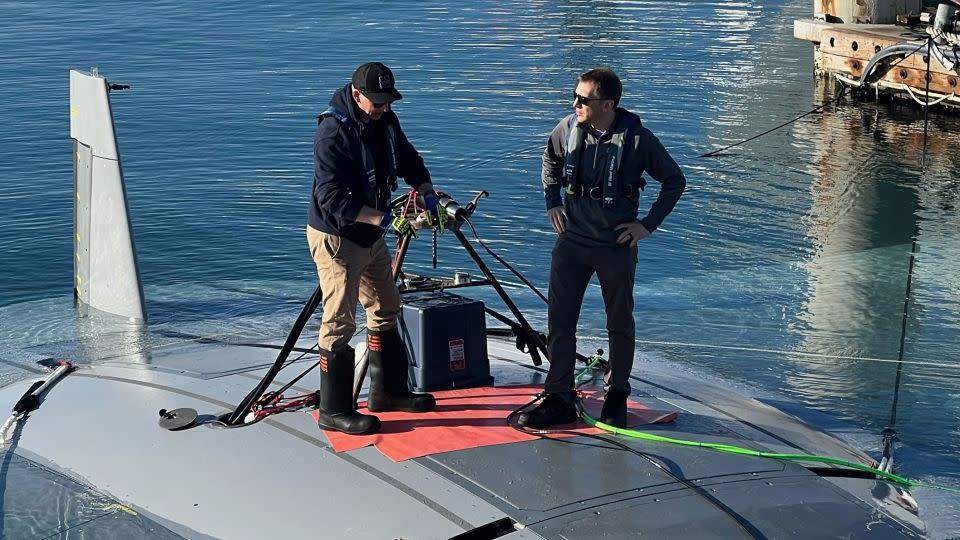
[517,393,577,429]
[599,389,629,428]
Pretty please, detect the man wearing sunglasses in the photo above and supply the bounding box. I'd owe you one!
[519,68,686,429]
[307,62,441,435]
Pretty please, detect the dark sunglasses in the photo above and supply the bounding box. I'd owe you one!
[573,92,607,106]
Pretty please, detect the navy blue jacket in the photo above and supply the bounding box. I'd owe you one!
[308,83,431,247]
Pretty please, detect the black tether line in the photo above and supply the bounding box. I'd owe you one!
[700,33,945,160]
[508,388,765,539]
[882,224,921,464]
[463,217,548,304]
[698,86,849,158]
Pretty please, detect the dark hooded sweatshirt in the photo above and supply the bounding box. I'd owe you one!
[542,109,686,248]
[308,83,431,247]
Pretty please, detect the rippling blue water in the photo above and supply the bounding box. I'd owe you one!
[2,0,960,534]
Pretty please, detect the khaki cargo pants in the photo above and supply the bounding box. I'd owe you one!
[307,226,401,351]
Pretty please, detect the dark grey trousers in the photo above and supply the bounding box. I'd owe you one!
[545,234,637,395]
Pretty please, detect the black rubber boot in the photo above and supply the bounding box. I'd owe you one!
[366,328,436,413]
[599,389,629,428]
[317,346,381,435]
[517,392,577,429]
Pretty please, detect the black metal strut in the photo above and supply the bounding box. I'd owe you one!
[227,189,548,424]
[224,284,324,426]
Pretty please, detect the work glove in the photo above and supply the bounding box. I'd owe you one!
[380,212,418,238]
[423,194,448,233]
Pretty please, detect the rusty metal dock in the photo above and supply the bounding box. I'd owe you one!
[795,1,960,108]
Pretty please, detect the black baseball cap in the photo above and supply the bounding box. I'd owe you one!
[351,62,403,104]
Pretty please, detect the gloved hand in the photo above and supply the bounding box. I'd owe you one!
[379,212,418,238]
[423,194,448,233]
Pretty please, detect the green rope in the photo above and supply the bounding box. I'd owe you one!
[573,361,960,495]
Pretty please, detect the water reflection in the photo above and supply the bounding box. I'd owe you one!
[798,83,921,361]
[71,308,151,365]
[789,79,960,471]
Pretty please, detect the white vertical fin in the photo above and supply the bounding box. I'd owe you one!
[69,69,146,324]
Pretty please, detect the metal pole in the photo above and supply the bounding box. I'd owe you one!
[453,228,545,366]
[352,233,414,407]
[392,234,413,278]
[921,35,932,171]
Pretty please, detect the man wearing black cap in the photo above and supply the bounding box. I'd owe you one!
[307,62,442,435]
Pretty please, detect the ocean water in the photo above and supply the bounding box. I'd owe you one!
[1,0,959,534]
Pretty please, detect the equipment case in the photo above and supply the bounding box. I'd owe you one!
[399,291,493,392]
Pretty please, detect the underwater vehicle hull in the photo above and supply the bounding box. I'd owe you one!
[0,333,925,539]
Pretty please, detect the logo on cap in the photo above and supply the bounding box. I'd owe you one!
[351,62,403,102]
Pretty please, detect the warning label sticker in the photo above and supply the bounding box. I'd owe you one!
[449,339,465,371]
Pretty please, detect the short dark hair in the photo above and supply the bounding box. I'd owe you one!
[578,68,622,106]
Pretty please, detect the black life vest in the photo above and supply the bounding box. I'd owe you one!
[318,107,398,209]
[562,112,640,208]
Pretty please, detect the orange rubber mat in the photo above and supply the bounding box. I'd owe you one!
[314,384,677,462]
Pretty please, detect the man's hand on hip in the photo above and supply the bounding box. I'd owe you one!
[547,206,567,234]
[614,221,650,248]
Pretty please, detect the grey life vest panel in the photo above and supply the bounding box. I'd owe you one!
[318,107,398,208]
[562,112,639,208]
